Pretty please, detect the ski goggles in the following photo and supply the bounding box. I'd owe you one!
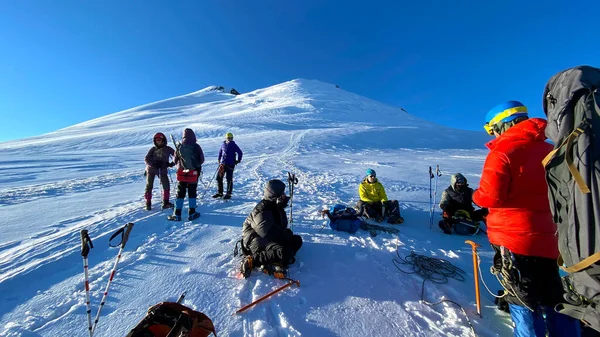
[483,123,494,136]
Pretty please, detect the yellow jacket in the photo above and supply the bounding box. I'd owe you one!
[359,178,388,203]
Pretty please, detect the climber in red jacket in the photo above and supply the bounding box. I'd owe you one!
[473,100,580,337]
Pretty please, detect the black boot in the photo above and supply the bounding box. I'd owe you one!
[161,200,174,210]
[188,208,200,220]
[213,179,224,198]
[224,179,233,199]
[145,201,151,211]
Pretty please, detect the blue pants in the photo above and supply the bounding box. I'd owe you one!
[509,304,581,337]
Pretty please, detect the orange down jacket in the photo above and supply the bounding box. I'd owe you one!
[472,118,558,259]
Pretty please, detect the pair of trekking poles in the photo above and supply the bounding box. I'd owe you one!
[80,223,134,337]
[429,165,442,228]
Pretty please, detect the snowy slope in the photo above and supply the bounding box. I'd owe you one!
[0,79,512,336]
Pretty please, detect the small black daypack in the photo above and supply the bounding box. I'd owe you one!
[542,65,600,330]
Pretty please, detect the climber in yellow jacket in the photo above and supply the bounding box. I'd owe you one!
[357,169,403,224]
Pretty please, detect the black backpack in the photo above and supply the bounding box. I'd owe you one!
[542,65,600,330]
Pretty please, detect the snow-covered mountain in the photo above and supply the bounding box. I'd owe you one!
[0,79,511,336]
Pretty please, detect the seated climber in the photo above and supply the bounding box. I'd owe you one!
[356,169,403,224]
[239,179,303,278]
[438,173,488,234]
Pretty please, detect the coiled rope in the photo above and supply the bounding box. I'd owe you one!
[393,250,476,337]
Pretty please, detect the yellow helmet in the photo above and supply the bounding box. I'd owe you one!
[225,132,233,139]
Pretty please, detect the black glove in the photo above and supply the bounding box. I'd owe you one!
[168,162,175,168]
[236,160,241,164]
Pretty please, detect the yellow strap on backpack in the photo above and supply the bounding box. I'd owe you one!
[542,126,591,194]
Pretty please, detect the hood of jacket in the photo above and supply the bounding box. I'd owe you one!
[182,128,197,144]
[263,179,286,201]
[485,118,548,151]
[450,173,467,191]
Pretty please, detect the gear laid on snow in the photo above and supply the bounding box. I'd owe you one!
[125,301,216,337]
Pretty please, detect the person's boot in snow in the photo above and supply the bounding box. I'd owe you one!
[167,209,182,221]
[240,255,253,279]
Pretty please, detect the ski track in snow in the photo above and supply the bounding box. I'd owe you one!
[0,79,515,337]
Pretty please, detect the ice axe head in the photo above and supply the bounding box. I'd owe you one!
[465,240,480,250]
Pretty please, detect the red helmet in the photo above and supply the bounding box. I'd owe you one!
[153,132,167,146]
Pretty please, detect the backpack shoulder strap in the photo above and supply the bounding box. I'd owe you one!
[542,91,597,194]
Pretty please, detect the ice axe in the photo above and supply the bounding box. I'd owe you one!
[465,240,482,317]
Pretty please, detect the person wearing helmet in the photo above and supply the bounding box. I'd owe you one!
[438,173,488,234]
[473,101,580,336]
[144,132,176,211]
[239,179,303,279]
[168,128,205,221]
[213,132,243,200]
[356,169,403,224]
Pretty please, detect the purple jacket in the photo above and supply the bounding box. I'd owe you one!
[144,135,175,176]
[218,140,243,166]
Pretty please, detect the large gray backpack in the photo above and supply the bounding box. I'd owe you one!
[543,65,600,330]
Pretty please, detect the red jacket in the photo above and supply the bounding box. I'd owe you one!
[472,118,558,259]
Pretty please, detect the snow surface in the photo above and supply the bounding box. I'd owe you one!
[0,79,513,336]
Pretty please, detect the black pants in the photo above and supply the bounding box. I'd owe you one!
[176,182,198,199]
[145,171,170,196]
[357,200,399,218]
[254,235,303,267]
[216,164,234,195]
[492,245,564,309]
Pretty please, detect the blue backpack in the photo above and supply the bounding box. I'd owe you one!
[326,204,362,234]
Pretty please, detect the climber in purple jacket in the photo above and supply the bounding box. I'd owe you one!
[213,132,243,200]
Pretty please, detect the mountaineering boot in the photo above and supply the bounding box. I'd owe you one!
[167,209,182,221]
[161,200,174,210]
[260,264,288,279]
[223,194,231,200]
[240,255,253,279]
[187,198,200,220]
[214,179,224,198]
[145,201,151,211]
[226,180,233,196]
[188,208,201,220]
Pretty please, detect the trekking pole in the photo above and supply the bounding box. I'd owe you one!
[80,230,94,337]
[287,172,298,231]
[200,166,219,199]
[429,166,434,228]
[431,165,442,227]
[91,223,134,336]
[235,278,300,315]
[465,240,482,317]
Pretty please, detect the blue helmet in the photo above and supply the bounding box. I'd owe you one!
[365,168,376,177]
[484,101,528,135]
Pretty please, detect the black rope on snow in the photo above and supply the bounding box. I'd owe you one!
[393,250,477,337]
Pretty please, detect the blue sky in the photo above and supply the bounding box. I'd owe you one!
[0,0,598,142]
